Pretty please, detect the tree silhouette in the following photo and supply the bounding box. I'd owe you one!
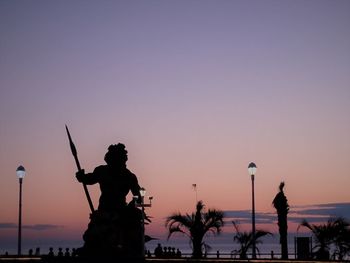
[165,201,224,258]
[231,221,272,259]
[272,181,289,259]
[299,217,350,260]
[332,217,350,260]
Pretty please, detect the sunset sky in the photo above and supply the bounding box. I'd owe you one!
[1,0,350,254]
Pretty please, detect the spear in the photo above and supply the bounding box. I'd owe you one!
[65,125,95,213]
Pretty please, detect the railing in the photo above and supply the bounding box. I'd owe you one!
[146,252,298,260]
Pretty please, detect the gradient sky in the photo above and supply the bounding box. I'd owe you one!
[1,0,350,253]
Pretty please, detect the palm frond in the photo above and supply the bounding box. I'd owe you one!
[204,209,224,235]
[167,225,187,240]
[255,230,273,244]
[299,219,313,232]
[165,213,193,228]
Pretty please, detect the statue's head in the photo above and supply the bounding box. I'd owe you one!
[104,143,128,166]
[279,181,285,192]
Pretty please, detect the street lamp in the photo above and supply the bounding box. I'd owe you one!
[137,187,152,258]
[140,187,146,200]
[248,162,257,259]
[16,165,26,256]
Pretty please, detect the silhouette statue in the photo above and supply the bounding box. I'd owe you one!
[272,182,289,259]
[75,143,143,259]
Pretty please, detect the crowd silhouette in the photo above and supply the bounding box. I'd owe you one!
[152,243,182,258]
[46,247,78,258]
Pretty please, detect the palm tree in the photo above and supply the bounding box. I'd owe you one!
[329,217,350,260]
[231,221,272,259]
[165,201,224,258]
[272,182,289,259]
[299,217,350,260]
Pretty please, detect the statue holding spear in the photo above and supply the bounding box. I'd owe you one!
[65,125,144,259]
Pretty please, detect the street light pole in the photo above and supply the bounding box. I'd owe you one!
[139,187,146,258]
[248,162,257,259]
[16,165,26,256]
[138,187,152,258]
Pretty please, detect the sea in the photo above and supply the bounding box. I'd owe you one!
[145,236,291,259]
[0,234,300,259]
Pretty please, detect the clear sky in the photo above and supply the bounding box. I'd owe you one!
[1,0,350,254]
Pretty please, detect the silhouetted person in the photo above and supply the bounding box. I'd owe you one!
[48,247,54,257]
[71,248,77,257]
[154,243,163,258]
[168,247,172,257]
[57,247,63,257]
[176,248,182,258]
[35,247,40,256]
[65,248,70,257]
[75,143,143,258]
[29,249,33,256]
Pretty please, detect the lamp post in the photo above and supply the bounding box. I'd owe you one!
[138,187,152,258]
[248,162,257,259]
[16,165,26,256]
